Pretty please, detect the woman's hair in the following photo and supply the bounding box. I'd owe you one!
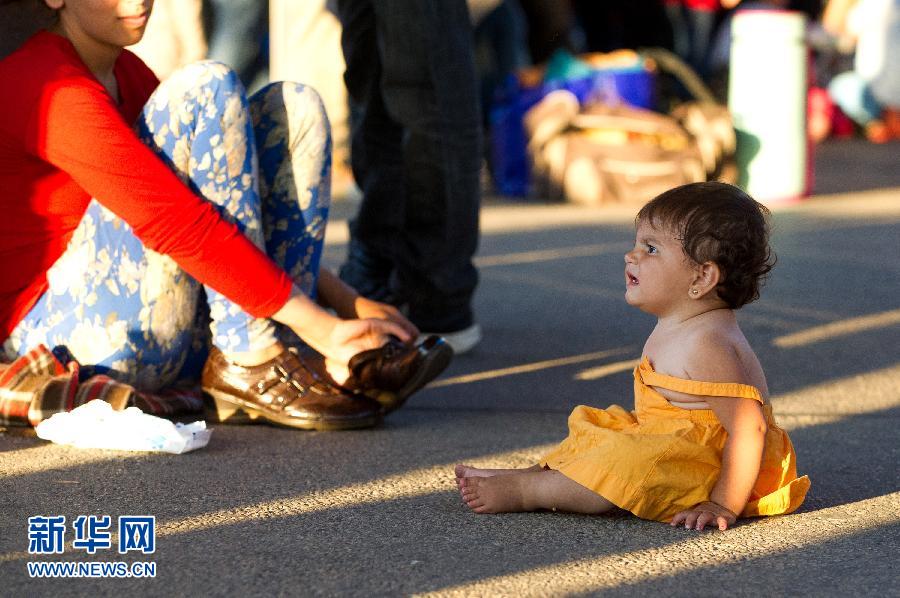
[636,182,775,309]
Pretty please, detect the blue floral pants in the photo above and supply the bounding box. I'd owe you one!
[3,62,332,392]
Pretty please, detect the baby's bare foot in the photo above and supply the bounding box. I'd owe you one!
[454,463,515,480]
[459,469,614,515]
[460,474,530,513]
[454,464,541,496]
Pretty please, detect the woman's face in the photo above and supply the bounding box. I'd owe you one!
[45,0,154,48]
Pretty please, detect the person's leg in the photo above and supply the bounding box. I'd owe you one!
[686,7,715,79]
[828,71,883,126]
[335,0,405,305]
[459,469,614,514]
[370,0,482,335]
[2,198,201,392]
[475,0,531,129]
[140,62,283,369]
[248,81,332,336]
[665,2,690,63]
[141,64,382,429]
[4,62,283,391]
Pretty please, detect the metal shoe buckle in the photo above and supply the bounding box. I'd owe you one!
[273,363,309,398]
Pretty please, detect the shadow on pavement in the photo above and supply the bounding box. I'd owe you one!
[2,397,897,594]
[591,520,900,598]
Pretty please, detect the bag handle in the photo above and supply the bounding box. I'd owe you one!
[638,47,718,104]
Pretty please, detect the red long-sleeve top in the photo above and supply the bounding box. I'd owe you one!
[0,32,293,342]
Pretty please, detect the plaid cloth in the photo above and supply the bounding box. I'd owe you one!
[0,345,203,427]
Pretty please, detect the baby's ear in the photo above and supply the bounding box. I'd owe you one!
[689,261,722,299]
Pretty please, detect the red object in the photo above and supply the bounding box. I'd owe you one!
[665,0,720,11]
[0,32,292,341]
[831,108,855,137]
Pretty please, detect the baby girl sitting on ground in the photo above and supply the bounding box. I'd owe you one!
[456,182,810,531]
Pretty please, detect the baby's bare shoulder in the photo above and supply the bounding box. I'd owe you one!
[680,324,751,385]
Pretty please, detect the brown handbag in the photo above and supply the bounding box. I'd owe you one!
[526,96,706,205]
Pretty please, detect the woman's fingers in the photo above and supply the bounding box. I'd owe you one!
[370,318,414,343]
[329,318,415,367]
[354,297,420,339]
[379,305,419,339]
[325,360,351,386]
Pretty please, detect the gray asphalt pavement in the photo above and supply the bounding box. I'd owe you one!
[2,140,899,596]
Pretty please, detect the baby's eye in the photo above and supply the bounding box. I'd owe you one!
[647,244,657,254]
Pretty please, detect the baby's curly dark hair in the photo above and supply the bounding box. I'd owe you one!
[636,182,775,309]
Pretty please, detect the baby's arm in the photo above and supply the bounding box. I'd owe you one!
[670,338,768,530]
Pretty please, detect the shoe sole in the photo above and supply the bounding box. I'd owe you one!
[202,389,381,431]
[420,324,482,356]
[375,337,454,414]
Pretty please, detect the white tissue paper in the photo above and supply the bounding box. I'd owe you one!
[35,399,211,454]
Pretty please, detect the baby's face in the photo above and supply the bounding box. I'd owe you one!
[623,220,695,316]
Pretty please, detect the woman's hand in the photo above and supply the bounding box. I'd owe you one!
[271,286,413,383]
[316,270,419,339]
[352,296,419,340]
[322,317,413,383]
[670,501,737,531]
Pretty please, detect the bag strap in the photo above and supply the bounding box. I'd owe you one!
[638,47,718,104]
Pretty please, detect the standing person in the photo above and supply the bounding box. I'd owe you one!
[0,0,451,431]
[824,0,900,142]
[664,0,739,79]
[336,0,484,354]
[455,183,810,527]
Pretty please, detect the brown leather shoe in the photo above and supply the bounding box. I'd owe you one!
[201,346,381,431]
[300,335,453,414]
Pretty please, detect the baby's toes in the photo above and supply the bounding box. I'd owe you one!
[464,494,485,510]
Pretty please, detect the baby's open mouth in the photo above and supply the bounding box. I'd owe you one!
[628,274,639,285]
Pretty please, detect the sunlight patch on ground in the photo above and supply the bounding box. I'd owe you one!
[574,359,639,381]
[770,363,900,430]
[773,308,900,348]
[0,444,555,563]
[154,444,557,539]
[775,188,900,219]
[0,445,137,480]
[416,492,900,597]
[429,348,634,389]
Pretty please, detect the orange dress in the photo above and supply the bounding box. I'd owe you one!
[540,357,810,522]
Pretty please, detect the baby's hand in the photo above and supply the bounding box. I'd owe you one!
[671,501,737,531]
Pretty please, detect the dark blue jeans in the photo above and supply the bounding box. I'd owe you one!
[336,0,482,332]
[665,4,716,78]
